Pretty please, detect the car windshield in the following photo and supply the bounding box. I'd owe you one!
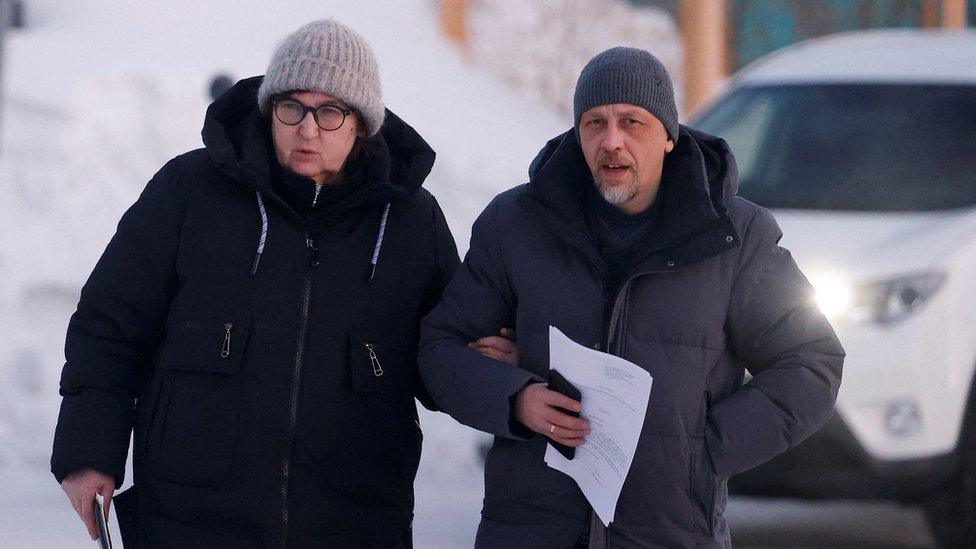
[692,84,976,212]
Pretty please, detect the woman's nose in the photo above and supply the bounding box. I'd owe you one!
[298,111,320,138]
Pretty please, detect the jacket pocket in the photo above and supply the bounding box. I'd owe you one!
[328,330,422,500]
[349,330,417,397]
[159,317,250,373]
[149,316,250,487]
[688,436,717,536]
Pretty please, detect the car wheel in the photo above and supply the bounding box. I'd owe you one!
[924,385,976,548]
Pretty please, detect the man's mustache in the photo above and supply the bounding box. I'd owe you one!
[595,153,631,167]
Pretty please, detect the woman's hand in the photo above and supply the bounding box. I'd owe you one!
[470,327,520,365]
[60,467,114,541]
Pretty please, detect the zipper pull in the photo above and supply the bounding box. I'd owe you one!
[306,236,319,269]
[221,323,233,358]
[311,183,323,208]
[364,343,384,377]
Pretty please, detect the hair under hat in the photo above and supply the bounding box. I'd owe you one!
[258,19,385,136]
[573,46,679,142]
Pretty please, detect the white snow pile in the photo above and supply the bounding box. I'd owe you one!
[467,0,682,116]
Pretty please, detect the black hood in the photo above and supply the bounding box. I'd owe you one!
[525,124,739,244]
[201,76,436,198]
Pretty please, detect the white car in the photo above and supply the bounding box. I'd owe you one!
[691,29,976,546]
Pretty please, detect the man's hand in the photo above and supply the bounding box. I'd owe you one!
[470,327,520,365]
[60,467,114,541]
[514,382,590,447]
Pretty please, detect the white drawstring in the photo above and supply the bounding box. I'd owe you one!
[251,195,390,280]
[370,203,392,280]
[251,191,269,275]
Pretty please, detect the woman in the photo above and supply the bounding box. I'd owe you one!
[51,19,482,547]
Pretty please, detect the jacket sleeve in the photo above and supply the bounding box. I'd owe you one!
[707,207,844,480]
[419,196,539,438]
[51,158,187,486]
[414,196,461,411]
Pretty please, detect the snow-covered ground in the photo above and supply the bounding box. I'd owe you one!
[0,1,565,546]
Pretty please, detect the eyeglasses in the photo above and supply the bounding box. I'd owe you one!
[272,98,354,131]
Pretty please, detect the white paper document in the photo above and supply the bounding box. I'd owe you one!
[543,325,653,526]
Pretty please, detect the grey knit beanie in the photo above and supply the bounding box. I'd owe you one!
[573,46,678,142]
[258,19,384,136]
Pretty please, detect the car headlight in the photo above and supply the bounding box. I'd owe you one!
[813,272,946,326]
[811,276,852,320]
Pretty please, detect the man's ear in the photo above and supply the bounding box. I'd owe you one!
[665,139,675,154]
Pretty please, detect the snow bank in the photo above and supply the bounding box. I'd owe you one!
[467,0,682,117]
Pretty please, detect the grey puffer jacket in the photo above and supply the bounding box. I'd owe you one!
[419,126,844,548]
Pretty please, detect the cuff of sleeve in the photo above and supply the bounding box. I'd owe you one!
[51,462,123,487]
[455,354,542,439]
[507,380,544,440]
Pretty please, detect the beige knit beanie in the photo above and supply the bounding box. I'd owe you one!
[258,19,384,136]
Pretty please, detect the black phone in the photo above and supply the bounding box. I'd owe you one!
[92,498,113,549]
[547,369,582,460]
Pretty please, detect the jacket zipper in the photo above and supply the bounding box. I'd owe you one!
[253,185,397,547]
[278,231,317,548]
[604,281,631,354]
[597,266,678,549]
[594,277,641,549]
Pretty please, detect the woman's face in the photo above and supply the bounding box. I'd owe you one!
[271,91,361,185]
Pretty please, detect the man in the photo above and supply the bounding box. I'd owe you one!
[419,47,844,548]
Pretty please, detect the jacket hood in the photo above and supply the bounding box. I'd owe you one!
[525,124,739,244]
[201,76,436,197]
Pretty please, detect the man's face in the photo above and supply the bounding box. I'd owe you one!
[578,103,674,215]
[271,91,361,185]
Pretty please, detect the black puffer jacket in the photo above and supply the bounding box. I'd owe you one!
[51,77,459,548]
[420,127,844,548]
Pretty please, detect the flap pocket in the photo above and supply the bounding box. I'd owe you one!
[159,316,251,373]
[349,330,416,396]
